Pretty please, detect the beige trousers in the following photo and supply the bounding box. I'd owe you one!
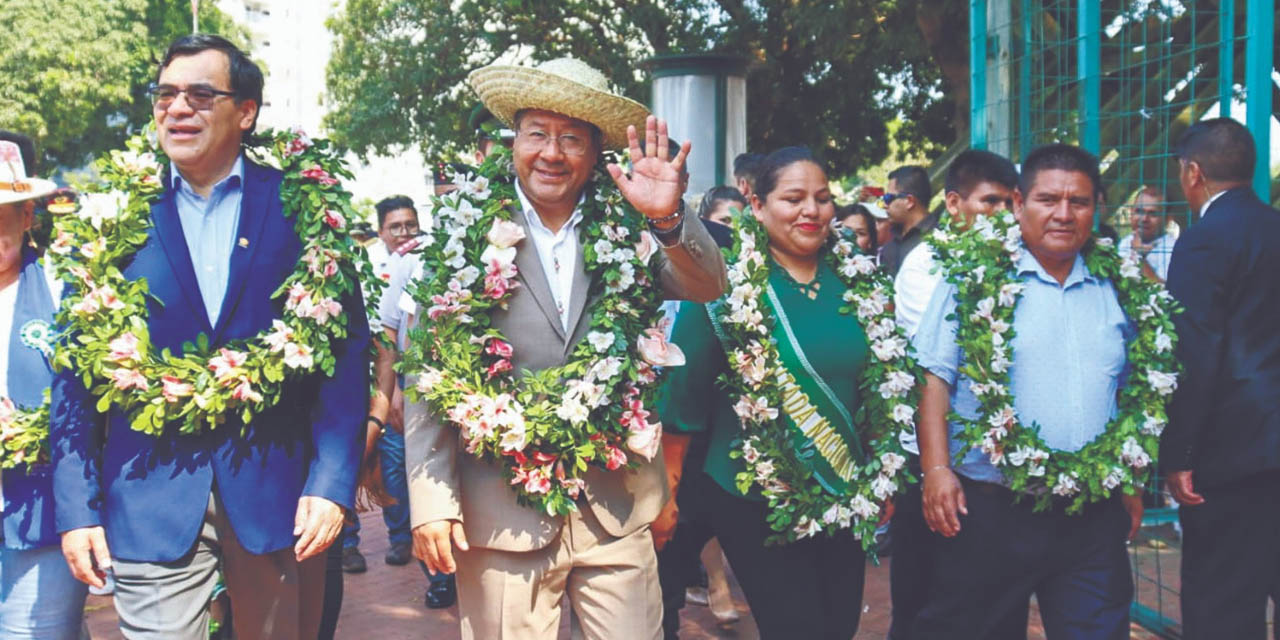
[111,492,325,640]
[455,504,663,640]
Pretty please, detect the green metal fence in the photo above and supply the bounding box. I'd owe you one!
[968,1,1278,636]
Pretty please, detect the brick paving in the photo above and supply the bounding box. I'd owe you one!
[84,508,1166,639]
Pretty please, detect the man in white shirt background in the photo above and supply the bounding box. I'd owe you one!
[1117,185,1177,282]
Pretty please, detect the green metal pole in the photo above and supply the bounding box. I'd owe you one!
[1078,0,1100,154]
[714,74,727,187]
[970,0,987,150]
[1245,0,1272,201]
[1019,0,1032,160]
[1218,0,1234,117]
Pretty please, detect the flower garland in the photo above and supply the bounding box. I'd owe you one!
[929,212,1182,511]
[399,145,681,517]
[0,394,49,472]
[51,128,381,435]
[714,212,920,547]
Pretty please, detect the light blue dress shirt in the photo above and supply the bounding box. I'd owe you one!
[913,248,1134,484]
[171,157,244,326]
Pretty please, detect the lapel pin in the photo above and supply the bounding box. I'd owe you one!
[238,237,249,249]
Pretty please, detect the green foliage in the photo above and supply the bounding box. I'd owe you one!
[0,0,245,170]
[324,0,960,175]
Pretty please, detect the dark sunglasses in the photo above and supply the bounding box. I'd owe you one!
[148,83,237,110]
[881,192,912,206]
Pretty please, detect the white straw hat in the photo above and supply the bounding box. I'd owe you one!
[0,140,56,206]
[468,57,651,150]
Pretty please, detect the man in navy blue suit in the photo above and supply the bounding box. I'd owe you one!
[51,35,368,639]
[1162,117,1280,640]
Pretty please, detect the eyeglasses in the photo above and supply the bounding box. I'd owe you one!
[515,129,590,156]
[384,222,420,236]
[148,83,237,110]
[880,192,911,206]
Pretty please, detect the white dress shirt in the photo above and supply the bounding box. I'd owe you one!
[1117,232,1177,281]
[894,243,942,341]
[515,182,584,332]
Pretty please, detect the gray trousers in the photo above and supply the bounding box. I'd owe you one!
[111,492,325,640]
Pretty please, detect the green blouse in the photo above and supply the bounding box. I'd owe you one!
[657,258,870,500]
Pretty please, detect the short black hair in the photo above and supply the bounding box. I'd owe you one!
[733,153,764,184]
[1018,143,1102,199]
[887,165,931,206]
[0,130,37,175]
[753,147,824,200]
[375,195,417,229]
[945,150,1018,197]
[697,185,748,220]
[1174,117,1256,183]
[157,34,264,135]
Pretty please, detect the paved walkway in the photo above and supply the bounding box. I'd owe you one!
[85,508,1166,639]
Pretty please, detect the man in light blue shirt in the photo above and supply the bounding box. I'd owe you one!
[909,144,1144,640]
[172,157,243,326]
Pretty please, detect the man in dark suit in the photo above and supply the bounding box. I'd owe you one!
[1162,117,1280,639]
[51,35,368,639]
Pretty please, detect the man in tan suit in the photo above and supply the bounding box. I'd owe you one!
[403,58,727,639]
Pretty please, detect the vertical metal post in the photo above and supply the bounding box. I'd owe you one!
[1078,0,1101,155]
[1218,0,1234,117]
[970,0,988,150]
[1019,0,1032,161]
[1245,0,1273,201]
[191,0,199,33]
[714,73,727,187]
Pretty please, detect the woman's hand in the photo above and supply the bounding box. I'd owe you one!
[922,467,967,537]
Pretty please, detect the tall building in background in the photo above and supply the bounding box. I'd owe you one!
[216,0,432,215]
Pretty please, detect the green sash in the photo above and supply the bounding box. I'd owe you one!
[709,284,866,495]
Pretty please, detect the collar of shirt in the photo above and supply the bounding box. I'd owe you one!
[169,155,245,197]
[1198,189,1227,218]
[514,181,585,238]
[514,181,585,331]
[1014,244,1096,289]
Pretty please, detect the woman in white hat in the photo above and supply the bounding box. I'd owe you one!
[0,133,87,639]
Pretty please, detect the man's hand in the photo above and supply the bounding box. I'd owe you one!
[1120,492,1145,541]
[414,519,469,575]
[1166,470,1205,506]
[293,496,345,562]
[922,467,968,537]
[877,500,896,527]
[389,386,405,433]
[61,526,112,588]
[606,115,691,224]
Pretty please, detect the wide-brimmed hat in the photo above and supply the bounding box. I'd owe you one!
[0,139,56,206]
[468,57,651,150]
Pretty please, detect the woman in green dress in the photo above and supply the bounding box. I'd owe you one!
[655,147,914,639]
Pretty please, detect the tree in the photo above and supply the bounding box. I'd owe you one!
[0,0,244,170]
[325,0,965,176]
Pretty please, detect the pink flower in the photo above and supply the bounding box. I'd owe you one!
[110,368,150,391]
[161,375,194,402]
[208,348,248,381]
[560,476,585,500]
[300,165,338,186]
[635,231,657,263]
[523,467,552,494]
[485,359,512,380]
[483,272,517,300]
[306,297,343,324]
[285,128,313,156]
[283,342,314,369]
[49,231,74,255]
[231,379,264,403]
[604,445,628,471]
[486,219,526,249]
[107,332,143,363]
[323,209,345,230]
[637,327,686,367]
[626,420,662,461]
[263,320,292,352]
[285,284,309,311]
[484,339,514,359]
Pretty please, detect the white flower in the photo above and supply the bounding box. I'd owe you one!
[878,370,915,399]
[282,342,314,369]
[593,238,617,263]
[1147,370,1178,395]
[464,175,492,200]
[442,235,467,269]
[989,319,1010,335]
[990,347,1012,373]
[793,516,822,539]
[971,297,996,321]
[587,357,623,382]
[1120,437,1151,469]
[486,219,525,248]
[1153,327,1173,354]
[1141,412,1166,436]
[610,262,636,291]
[971,265,987,284]
[451,199,481,226]
[498,423,527,452]
[554,398,590,425]
[891,404,915,424]
[1102,467,1126,490]
[1119,255,1143,280]
[865,318,897,341]
[987,406,1016,430]
[1053,473,1080,496]
[587,331,616,352]
[741,440,761,464]
[78,191,129,230]
[871,336,907,362]
[998,283,1024,307]
[455,265,482,287]
[1095,237,1115,248]
[850,494,878,520]
[480,245,517,270]
[856,294,887,320]
[871,474,897,500]
[753,460,776,482]
[415,368,444,393]
[880,452,906,476]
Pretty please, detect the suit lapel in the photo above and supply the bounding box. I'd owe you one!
[562,228,592,348]
[512,207,567,340]
[150,187,212,335]
[212,161,270,340]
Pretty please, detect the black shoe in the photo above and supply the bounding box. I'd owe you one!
[425,575,457,609]
[385,542,412,566]
[342,547,367,574]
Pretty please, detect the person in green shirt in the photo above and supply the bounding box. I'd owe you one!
[654,147,894,639]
